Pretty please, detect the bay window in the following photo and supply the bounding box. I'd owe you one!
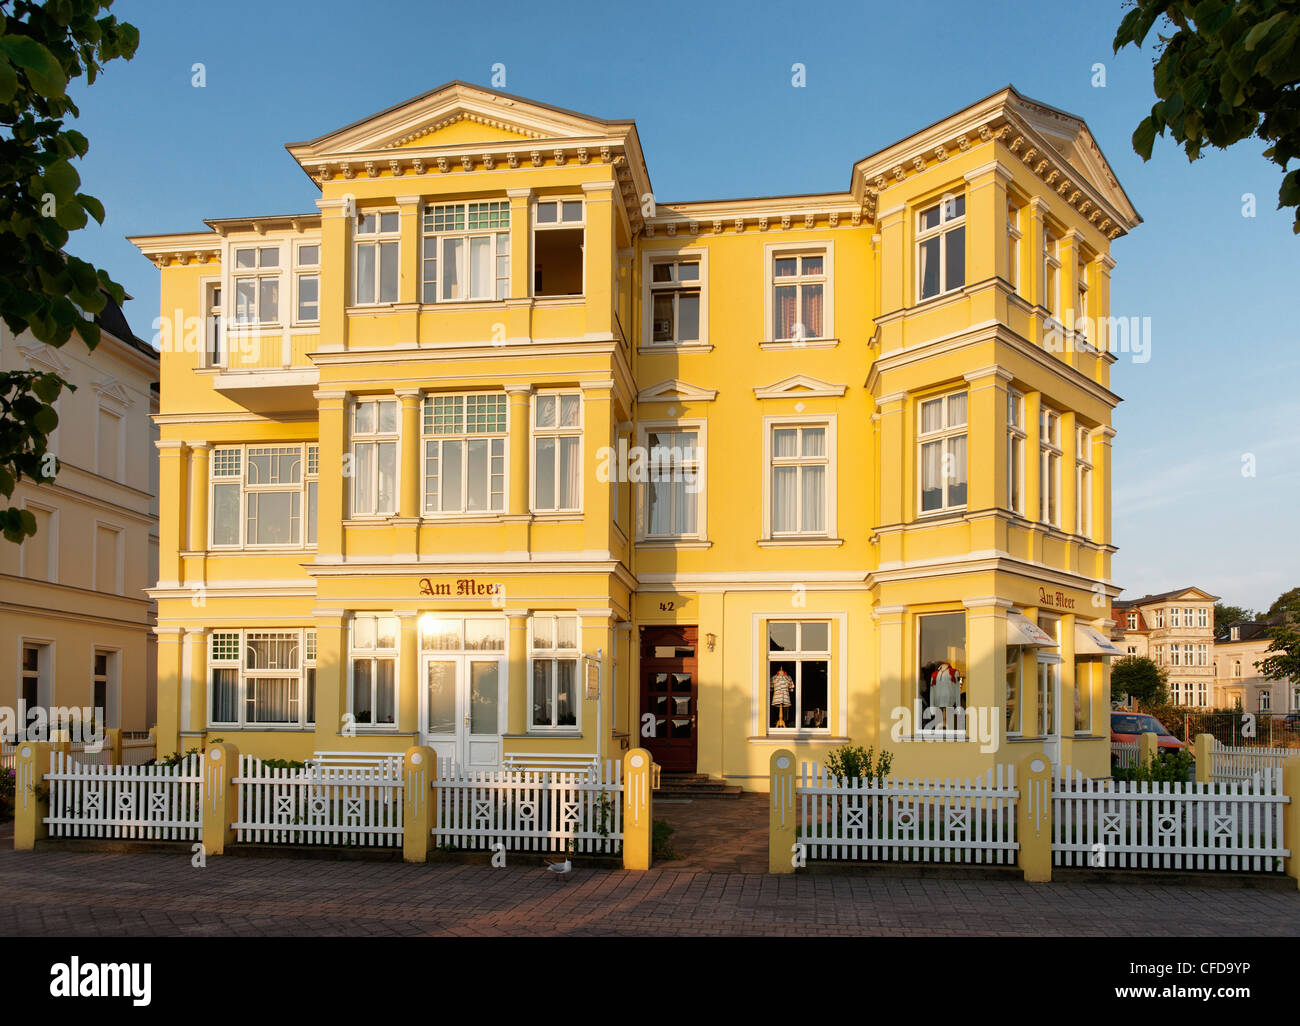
[919,390,967,514]
[1039,407,1061,526]
[767,620,830,732]
[422,201,510,302]
[530,614,579,729]
[232,246,279,324]
[423,393,507,514]
[351,399,398,517]
[211,444,317,549]
[350,614,397,726]
[354,211,399,305]
[1007,389,1025,515]
[209,629,315,728]
[917,194,965,301]
[533,392,581,512]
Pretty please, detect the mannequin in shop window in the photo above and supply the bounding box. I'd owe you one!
[922,659,964,729]
[770,667,793,728]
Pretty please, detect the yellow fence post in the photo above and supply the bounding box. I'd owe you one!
[105,728,123,766]
[1016,754,1053,882]
[1139,731,1159,770]
[1284,756,1300,892]
[14,741,52,851]
[769,749,796,875]
[403,746,435,863]
[622,748,652,870]
[1194,733,1214,784]
[201,742,239,856]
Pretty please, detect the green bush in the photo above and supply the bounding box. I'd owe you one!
[1113,746,1194,784]
[825,744,893,785]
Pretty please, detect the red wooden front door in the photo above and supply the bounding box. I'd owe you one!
[640,626,698,773]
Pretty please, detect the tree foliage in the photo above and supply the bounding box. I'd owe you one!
[1114,0,1300,232]
[1214,602,1256,630]
[1259,586,1300,684]
[1111,654,1169,705]
[0,1,138,542]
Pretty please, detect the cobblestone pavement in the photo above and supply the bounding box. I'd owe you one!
[1,823,1297,937]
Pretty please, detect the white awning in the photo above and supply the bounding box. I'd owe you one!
[1076,625,1123,657]
[1007,613,1057,647]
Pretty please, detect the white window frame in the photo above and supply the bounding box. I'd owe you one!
[19,638,54,714]
[918,390,968,516]
[1006,200,1021,293]
[1198,607,1209,629]
[231,244,282,326]
[421,392,508,516]
[528,614,581,731]
[91,646,120,730]
[644,250,707,348]
[532,197,585,298]
[1039,407,1061,527]
[421,201,511,303]
[202,278,224,368]
[350,399,400,518]
[636,419,707,542]
[1007,389,1025,516]
[765,620,833,736]
[1127,612,1138,631]
[765,245,833,343]
[1075,426,1093,537]
[353,210,400,306]
[1171,607,1182,628]
[348,614,399,730]
[1155,608,1165,629]
[1042,227,1060,318]
[916,193,966,302]
[530,391,583,513]
[761,415,837,540]
[209,443,318,550]
[293,241,321,325]
[207,628,315,729]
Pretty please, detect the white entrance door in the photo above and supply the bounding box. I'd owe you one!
[421,655,505,771]
[1037,656,1062,770]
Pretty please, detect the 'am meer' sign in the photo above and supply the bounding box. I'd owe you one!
[418,577,504,597]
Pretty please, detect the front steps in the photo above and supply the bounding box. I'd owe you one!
[654,772,743,799]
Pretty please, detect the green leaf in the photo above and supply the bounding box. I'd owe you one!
[0,55,17,104]
[41,158,81,203]
[79,193,105,225]
[1133,117,1159,160]
[31,374,62,403]
[1243,12,1285,51]
[0,34,68,98]
[32,406,58,434]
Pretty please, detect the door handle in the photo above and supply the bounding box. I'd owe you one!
[465,713,470,727]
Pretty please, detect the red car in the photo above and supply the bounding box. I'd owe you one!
[1110,712,1185,751]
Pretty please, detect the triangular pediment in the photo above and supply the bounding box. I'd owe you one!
[754,374,847,399]
[637,379,717,403]
[93,377,133,408]
[290,81,633,159]
[16,340,71,375]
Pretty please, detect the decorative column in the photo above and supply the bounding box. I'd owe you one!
[1024,391,1042,539]
[768,749,796,874]
[1016,753,1053,882]
[316,196,350,352]
[1093,425,1115,549]
[186,442,211,553]
[394,194,422,345]
[1060,410,1078,537]
[155,626,184,758]
[580,379,613,553]
[962,163,1012,286]
[873,605,907,734]
[315,390,348,561]
[394,389,422,558]
[623,748,653,871]
[202,742,239,856]
[962,367,1012,514]
[581,180,616,339]
[402,746,435,863]
[182,626,207,742]
[506,609,530,737]
[876,201,907,318]
[874,393,907,532]
[505,188,533,342]
[312,611,348,744]
[964,598,1012,746]
[397,610,420,737]
[504,384,532,554]
[1058,229,1084,372]
[1025,196,1051,313]
[155,440,187,588]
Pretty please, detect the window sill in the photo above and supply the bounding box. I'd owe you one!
[345,305,405,316]
[514,731,583,739]
[533,295,585,304]
[747,734,847,744]
[344,517,400,526]
[639,343,714,355]
[636,538,712,550]
[759,337,839,351]
[207,725,316,732]
[757,537,843,548]
[204,546,317,554]
[915,507,967,523]
[420,512,508,524]
[418,300,509,312]
[898,731,970,743]
[531,512,583,521]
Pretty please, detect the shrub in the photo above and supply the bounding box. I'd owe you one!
[825,744,893,785]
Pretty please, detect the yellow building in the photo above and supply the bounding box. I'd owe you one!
[128,81,1139,786]
[1,299,160,734]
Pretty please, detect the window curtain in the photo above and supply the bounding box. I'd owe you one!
[921,440,942,510]
[948,434,967,505]
[801,284,823,338]
[375,659,395,724]
[247,677,297,723]
[773,285,796,338]
[556,660,577,726]
[559,435,580,508]
[772,466,797,532]
[211,668,238,722]
[801,465,825,532]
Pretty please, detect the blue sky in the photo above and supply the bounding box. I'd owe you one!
[64,0,1298,612]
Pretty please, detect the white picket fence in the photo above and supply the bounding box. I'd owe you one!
[44,751,203,841]
[795,764,1019,864]
[1110,740,1140,771]
[233,756,404,847]
[1052,767,1289,872]
[1210,742,1295,784]
[431,762,623,854]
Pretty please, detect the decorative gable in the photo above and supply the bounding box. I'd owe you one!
[753,374,847,400]
[637,379,718,404]
[93,377,133,409]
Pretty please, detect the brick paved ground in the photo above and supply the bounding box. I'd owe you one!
[2,820,1297,937]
